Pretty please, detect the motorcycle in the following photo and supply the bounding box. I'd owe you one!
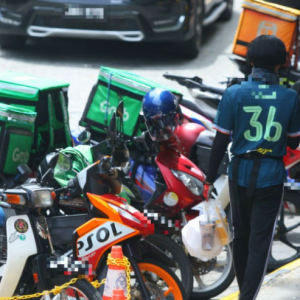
[40,108,188,300]
[49,152,188,300]
[0,154,101,299]
[132,130,235,300]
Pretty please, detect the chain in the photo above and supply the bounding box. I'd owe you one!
[106,253,132,300]
[0,254,132,300]
[0,278,79,300]
[90,278,106,289]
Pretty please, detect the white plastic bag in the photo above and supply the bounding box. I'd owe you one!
[182,201,223,261]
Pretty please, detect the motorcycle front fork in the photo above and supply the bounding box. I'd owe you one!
[181,210,188,226]
[129,258,153,300]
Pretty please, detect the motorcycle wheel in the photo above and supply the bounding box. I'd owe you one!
[268,190,300,271]
[97,258,187,300]
[50,279,102,300]
[145,234,193,297]
[135,259,188,300]
[189,243,235,300]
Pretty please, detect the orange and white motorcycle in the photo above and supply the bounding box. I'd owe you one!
[46,150,188,300]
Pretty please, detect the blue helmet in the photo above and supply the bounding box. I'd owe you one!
[142,88,179,142]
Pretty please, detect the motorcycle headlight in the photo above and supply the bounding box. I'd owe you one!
[171,170,203,196]
[32,190,53,208]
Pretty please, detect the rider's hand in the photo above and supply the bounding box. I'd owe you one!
[202,182,214,201]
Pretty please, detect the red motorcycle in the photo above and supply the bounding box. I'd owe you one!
[130,127,235,300]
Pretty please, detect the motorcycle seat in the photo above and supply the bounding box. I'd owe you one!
[47,214,90,246]
[196,130,215,148]
[181,97,218,122]
[195,131,229,175]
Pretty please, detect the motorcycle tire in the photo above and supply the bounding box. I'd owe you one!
[189,242,235,300]
[145,234,193,297]
[51,279,102,300]
[171,229,235,300]
[97,258,188,300]
[137,258,188,300]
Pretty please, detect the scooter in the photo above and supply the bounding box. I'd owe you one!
[0,155,101,299]
[127,129,235,300]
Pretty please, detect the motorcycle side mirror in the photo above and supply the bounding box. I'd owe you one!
[56,153,72,172]
[40,153,60,186]
[116,101,124,118]
[0,173,7,190]
[107,112,116,153]
[48,153,59,168]
[116,101,124,136]
[77,130,91,144]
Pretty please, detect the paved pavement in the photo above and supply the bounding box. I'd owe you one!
[220,259,300,300]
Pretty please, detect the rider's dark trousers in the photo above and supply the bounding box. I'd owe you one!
[229,181,283,300]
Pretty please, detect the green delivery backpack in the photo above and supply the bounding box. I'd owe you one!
[80,66,182,140]
[0,71,72,168]
[0,103,36,175]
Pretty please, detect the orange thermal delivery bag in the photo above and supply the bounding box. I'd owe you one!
[232,0,300,66]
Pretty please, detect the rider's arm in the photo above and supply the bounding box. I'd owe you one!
[205,89,233,184]
[205,131,230,183]
[287,93,300,150]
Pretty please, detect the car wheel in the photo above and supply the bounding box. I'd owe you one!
[0,35,26,49]
[177,2,203,59]
[218,0,233,22]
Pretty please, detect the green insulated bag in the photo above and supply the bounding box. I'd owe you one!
[80,66,182,139]
[0,103,36,175]
[0,71,72,167]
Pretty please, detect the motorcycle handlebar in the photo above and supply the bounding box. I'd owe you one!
[133,134,149,152]
[163,73,225,96]
[54,186,69,194]
[133,135,144,144]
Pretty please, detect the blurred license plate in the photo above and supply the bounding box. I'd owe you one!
[64,5,105,19]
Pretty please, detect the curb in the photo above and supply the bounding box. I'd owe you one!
[220,258,300,300]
